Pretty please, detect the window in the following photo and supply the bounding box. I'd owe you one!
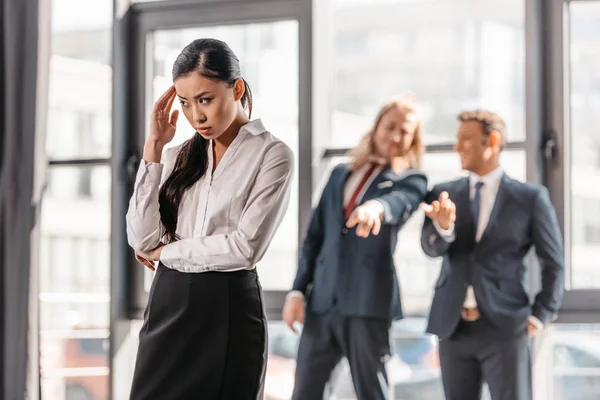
[567,347,600,369]
[40,0,112,399]
[149,20,299,291]
[569,2,600,289]
[316,0,527,316]
[323,0,525,151]
[584,225,600,245]
[115,3,311,397]
[540,324,600,400]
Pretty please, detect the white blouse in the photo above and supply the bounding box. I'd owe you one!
[126,119,294,273]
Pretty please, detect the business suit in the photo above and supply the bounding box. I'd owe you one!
[291,163,427,400]
[421,169,564,400]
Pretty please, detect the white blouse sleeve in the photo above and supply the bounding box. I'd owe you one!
[125,147,177,252]
[159,142,294,273]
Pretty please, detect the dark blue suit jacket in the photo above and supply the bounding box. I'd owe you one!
[292,164,428,321]
[421,174,565,340]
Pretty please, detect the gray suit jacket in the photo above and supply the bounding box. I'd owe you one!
[421,174,564,340]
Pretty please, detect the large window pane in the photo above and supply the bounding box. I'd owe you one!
[42,2,112,398]
[46,0,112,160]
[149,21,299,290]
[534,324,600,400]
[328,0,525,148]
[569,3,600,289]
[40,166,111,400]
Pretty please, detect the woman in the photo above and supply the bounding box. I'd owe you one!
[283,97,427,400]
[126,38,293,400]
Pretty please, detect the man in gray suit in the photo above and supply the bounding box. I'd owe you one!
[419,110,564,400]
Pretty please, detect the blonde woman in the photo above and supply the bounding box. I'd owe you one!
[283,97,428,400]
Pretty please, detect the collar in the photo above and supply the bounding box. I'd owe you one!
[240,118,267,136]
[469,166,504,189]
[368,155,388,166]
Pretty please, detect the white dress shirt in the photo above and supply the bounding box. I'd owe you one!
[435,167,543,329]
[342,161,385,208]
[126,119,294,273]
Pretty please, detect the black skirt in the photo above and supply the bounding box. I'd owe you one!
[129,264,267,400]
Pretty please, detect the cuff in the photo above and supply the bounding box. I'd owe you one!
[159,241,215,273]
[286,290,305,300]
[433,220,455,242]
[528,315,544,330]
[159,241,181,269]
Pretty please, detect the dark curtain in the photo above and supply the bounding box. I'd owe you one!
[1,0,40,398]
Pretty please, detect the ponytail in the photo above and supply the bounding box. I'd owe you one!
[158,134,208,243]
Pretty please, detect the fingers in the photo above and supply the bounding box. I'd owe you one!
[356,216,378,238]
[419,202,433,213]
[448,202,457,222]
[164,88,177,116]
[421,200,440,219]
[421,192,456,223]
[169,110,179,126]
[439,200,452,219]
[348,207,382,238]
[142,259,155,271]
[297,306,305,325]
[437,192,450,216]
[283,303,303,333]
[135,254,155,271]
[283,313,296,333]
[437,192,456,226]
[346,212,358,228]
[371,216,381,236]
[354,209,370,237]
[152,86,176,115]
[152,86,173,112]
[355,217,368,237]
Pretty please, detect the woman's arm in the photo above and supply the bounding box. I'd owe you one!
[159,142,294,272]
[125,146,177,252]
[375,172,428,225]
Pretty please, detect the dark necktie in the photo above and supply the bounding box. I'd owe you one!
[471,181,484,231]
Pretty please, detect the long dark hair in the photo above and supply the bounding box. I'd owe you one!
[158,38,253,243]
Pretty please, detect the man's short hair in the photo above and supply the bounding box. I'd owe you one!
[457,109,507,145]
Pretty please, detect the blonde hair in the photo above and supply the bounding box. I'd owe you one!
[348,96,424,172]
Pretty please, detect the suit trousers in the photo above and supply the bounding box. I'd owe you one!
[438,318,531,400]
[292,307,391,400]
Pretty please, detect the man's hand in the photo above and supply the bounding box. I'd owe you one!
[419,191,456,230]
[346,200,384,238]
[282,295,305,333]
[527,320,539,337]
[461,307,481,321]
